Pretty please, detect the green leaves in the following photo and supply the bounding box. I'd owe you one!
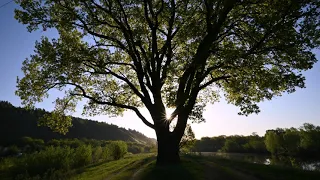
[14,0,320,133]
[39,112,72,135]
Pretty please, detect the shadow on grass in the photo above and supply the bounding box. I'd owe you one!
[74,155,142,175]
[138,158,200,180]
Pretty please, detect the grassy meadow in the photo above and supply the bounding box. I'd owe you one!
[70,154,320,180]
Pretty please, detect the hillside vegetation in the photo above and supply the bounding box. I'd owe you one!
[0,101,156,146]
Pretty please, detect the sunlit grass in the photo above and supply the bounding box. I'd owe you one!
[71,153,154,180]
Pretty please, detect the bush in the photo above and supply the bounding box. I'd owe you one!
[0,157,15,172]
[92,146,103,163]
[7,145,95,178]
[73,145,92,167]
[109,141,127,160]
[21,137,34,146]
[1,139,141,179]
[47,139,60,147]
[6,145,20,156]
[101,146,110,160]
[13,146,74,177]
[128,144,144,154]
[68,139,83,148]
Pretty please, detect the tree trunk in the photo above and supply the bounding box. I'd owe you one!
[155,128,180,165]
[151,105,186,165]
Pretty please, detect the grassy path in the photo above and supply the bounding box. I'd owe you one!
[129,160,154,180]
[104,156,155,180]
[72,154,320,180]
[70,154,154,180]
[192,158,259,180]
[135,155,259,180]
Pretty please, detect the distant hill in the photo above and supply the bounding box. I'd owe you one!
[0,101,156,146]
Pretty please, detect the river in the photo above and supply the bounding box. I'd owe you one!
[194,152,320,171]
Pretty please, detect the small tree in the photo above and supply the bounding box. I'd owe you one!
[265,129,285,155]
[15,0,320,164]
[92,146,103,162]
[101,146,110,160]
[222,138,241,153]
[109,141,128,160]
[74,145,92,167]
[179,124,196,153]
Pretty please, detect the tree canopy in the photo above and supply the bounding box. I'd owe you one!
[15,0,320,162]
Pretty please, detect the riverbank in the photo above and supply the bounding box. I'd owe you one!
[71,154,320,180]
[195,152,320,171]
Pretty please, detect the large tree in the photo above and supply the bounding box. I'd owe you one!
[15,0,319,164]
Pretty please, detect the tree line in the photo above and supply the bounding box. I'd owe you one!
[192,133,267,154]
[192,123,320,159]
[0,136,156,159]
[265,123,320,158]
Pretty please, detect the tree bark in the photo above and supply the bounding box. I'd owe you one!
[156,131,180,165]
[151,104,187,165]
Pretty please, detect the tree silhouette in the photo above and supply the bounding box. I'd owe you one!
[15,0,319,164]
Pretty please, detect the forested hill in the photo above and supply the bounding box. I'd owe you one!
[0,101,156,146]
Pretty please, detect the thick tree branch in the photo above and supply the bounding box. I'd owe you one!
[159,1,178,85]
[66,0,154,108]
[81,62,150,106]
[201,63,225,79]
[62,82,155,129]
[199,75,231,90]
[143,0,157,73]
[204,0,214,31]
[176,1,236,107]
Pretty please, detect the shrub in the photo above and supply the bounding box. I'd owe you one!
[101,146,110,161]
[73,145,92,167]
[68,139,83,148]
[128,145,144,154]
[21,137,34,146]
[92,146,103,163]
[6,145,20,156]
[109,141,127,160]
[47,139,60,147]
[0,157,15,172]
[13,146,74,177]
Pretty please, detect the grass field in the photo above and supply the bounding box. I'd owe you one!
[71,154,320,180]
[70,153,155,180]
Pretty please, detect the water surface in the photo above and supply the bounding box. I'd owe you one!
[196,152,320,171]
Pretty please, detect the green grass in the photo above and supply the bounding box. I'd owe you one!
[70,153,154,180]
[136,159,201,180]
[200,155,320,180]
[65,154,320,180]
[136,155,253,180]
[135,155,320,180]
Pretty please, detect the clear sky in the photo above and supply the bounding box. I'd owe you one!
[1,2,319,139]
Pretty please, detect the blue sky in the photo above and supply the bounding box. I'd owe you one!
[0,2,319,139]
